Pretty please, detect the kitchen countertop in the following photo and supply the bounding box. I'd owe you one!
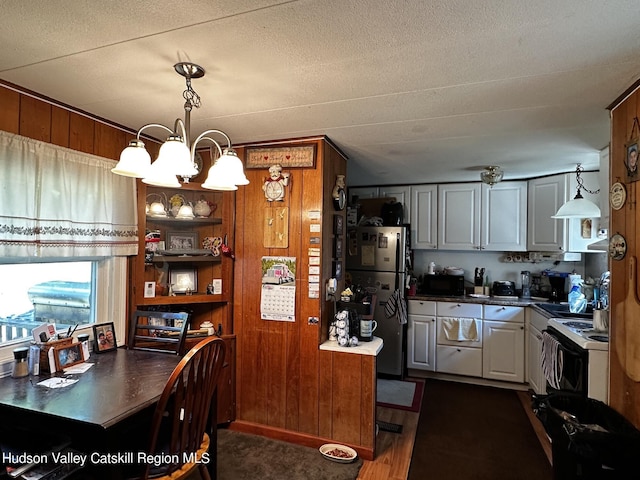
[408,293,539,307]
[319,336,383,356]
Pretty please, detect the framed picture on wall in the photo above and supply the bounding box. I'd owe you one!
[333,215,344,235]
[625,141,639,182]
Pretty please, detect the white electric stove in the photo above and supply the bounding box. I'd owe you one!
[546,318,609,351]
[545,317,609,401]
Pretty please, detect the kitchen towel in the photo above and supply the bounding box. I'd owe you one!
[384,289,407,324]
[541,331,564,390]
[442,318,479,341]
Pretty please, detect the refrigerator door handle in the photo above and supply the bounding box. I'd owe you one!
[394,232,401,290]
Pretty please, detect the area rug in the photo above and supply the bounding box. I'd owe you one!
[216,429,363,480]
[408,379,552,480]
[376,378,424,412]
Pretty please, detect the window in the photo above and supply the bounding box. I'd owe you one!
[0,257,128,367]
[0,261,95,346]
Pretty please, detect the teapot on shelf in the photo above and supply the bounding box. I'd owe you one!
[175,203,195,219]
[194,197,216,218]
[146,192,168,217]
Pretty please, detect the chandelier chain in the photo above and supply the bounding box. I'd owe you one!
[183,77,201,110]
[575,164,600,195]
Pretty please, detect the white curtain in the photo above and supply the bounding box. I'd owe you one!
[0,131,138,257]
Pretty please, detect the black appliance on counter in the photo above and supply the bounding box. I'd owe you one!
[420,274,465,296]
[493,280,516,296]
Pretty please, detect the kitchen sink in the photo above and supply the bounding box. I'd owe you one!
[536,302,593,320]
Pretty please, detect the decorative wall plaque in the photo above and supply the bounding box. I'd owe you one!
[246,145,316,169]
[610,182,626,210]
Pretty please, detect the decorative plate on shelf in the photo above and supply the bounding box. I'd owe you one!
[609,233,627,260]
[319,444,357,463]
[610,182,626,210]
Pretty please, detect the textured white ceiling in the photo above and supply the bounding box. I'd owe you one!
[1,0,639,185]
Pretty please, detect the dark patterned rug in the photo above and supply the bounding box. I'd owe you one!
[408,379,553,480]
[216,429,363,480]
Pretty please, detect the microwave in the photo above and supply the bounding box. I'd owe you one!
[421,274,465,296]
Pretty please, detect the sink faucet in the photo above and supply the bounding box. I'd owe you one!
[598,271,610,309]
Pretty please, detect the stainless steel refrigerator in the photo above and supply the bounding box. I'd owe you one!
[346,225,409,377]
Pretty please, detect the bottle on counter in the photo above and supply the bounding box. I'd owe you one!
[568,274,587,314]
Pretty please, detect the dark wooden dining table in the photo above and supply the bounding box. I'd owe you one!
[0,347,216,479]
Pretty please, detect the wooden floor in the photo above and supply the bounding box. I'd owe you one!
[357,406,420,480]
[357,390,552,480]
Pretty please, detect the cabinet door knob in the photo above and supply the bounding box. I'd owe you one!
[456,348,461,352]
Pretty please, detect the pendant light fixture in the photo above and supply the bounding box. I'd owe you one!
[552,163,600,219]
[480,166,504,186]
[111,62,249,190]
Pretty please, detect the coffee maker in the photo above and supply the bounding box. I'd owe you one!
[548,276,567,303]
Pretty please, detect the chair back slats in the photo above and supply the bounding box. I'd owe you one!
[128,310,190,355]
[144,336,226,479]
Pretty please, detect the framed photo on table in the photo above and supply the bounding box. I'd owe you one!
[53,343,85,371]
[93,322,117,353]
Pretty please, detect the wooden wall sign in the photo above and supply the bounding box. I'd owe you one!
[264,206,289,248]
[246,145,316,169]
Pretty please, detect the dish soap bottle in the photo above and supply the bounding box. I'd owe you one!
[568,274,587,314]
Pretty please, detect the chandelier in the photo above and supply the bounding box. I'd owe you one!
[552,163,600,218]
[480,166,504,186]
[111,62,249,190]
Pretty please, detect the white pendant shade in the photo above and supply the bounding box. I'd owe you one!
[201,161,238,190]
[157,137,197,178]
[552,196,601,219]
[111,140,151,177]
[142,153,181,188]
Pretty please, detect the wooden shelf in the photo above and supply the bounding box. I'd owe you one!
[146,216,223,225]
[138,294,227,306]
[150,255,222,264]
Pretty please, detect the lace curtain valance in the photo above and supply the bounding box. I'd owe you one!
[0,131,138,257]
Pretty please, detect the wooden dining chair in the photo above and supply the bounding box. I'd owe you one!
[127,310,190,355]
[138,336,226,480]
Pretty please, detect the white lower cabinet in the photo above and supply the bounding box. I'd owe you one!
[482,306,525,382]
[527,308,547,394]
[435,302,483,377]
[437,345,483,377]
[407,300,437,371]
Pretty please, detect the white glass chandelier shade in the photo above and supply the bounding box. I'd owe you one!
[480,166,504,186]
[111,139,151,177]
[552,163,601,219]
[156,136,198,178]
[552,193,601,219]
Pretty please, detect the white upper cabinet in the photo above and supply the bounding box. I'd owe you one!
[347,186,411,224]
[438,183,481,250]
[379,186,411,224]
[410,185,437,249]
[481,181,528,251]
[348,187,379,205]
[527,174,567,252]
[438,182,527,251]
[527,172,600,252]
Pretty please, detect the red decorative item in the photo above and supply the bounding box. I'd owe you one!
[221,244,235,259]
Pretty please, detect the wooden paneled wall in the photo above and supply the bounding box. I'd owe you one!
[0,82,161,160]
[232,138,378,454]
[609,84,640,427]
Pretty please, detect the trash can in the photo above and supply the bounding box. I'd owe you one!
[533,393,640,479]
